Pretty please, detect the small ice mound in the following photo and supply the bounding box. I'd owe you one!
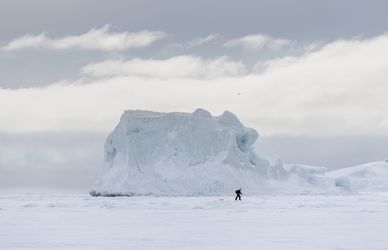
[271,163,337,194]
[193,108,211,117]
[284,164,327,181]
[217,110,242,126]
[90,109,282,196]
[326,161,388,192]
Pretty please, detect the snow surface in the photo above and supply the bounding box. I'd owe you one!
[2,193,388,250]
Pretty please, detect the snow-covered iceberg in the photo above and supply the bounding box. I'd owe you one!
[90,109,286,196]
[326,161,388,193]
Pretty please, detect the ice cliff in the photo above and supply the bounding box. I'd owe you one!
[90,109,286,196]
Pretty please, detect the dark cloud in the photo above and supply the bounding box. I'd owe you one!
[1,0,388,88]
[1,0,388,41]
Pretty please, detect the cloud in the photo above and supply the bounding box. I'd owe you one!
[0,25,166,52]
[185,34,219,48]
[0,35,388,136]
[224,34,291,51]
[164,34,220,53]
[81,55,246,79]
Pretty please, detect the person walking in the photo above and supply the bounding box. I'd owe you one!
[235,188,242,201]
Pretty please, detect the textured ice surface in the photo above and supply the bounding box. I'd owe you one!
[90,109,285,196]
[326,161,388,192]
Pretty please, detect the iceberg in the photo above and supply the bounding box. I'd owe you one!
[90,109,285,196]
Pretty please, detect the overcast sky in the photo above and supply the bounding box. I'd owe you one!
[1,0,388,192]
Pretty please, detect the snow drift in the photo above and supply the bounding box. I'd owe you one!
[90,109,286,196]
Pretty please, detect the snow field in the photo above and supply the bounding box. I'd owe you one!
[1,194,388,250]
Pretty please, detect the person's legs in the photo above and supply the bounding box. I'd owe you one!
[235,195,238,200]
[238,194,241,200]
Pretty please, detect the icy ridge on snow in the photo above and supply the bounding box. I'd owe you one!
[326,161,388,193]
